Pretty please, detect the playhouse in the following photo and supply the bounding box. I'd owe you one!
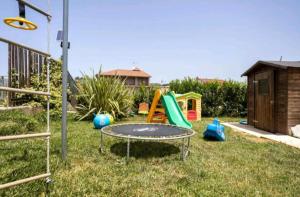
[175,92,202,121]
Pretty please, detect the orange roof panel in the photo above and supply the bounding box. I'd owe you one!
[100,68,151,78]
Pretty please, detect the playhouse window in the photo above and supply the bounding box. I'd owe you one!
[258,79,269,95]
[187,99,196,110]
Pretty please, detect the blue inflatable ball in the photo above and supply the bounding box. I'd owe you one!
[93,114,110,129]
[104,113,114,124]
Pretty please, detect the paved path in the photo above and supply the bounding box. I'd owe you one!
[223,122,300,149]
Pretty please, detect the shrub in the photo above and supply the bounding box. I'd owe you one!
[0,121,22,136]
[200,81,224,117]
[14,59,64,119]
[76,72,134,120]
[0,110,42,135]
[222,80,247,117]
[169,77,247,117]
[133,84,159,113]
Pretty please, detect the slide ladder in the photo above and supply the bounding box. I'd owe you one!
[146,89,167,123]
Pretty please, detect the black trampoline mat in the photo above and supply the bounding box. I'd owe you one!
[103,124,193,138]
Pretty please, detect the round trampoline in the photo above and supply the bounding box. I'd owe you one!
[100,123,196,162]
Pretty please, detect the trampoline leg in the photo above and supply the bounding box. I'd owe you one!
[185,137,191,158]
[126,138,130,163]
[181,138,185,161]
[99,131,104,153]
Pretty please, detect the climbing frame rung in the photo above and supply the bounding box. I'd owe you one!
[0,86,50,96]
[0,132,50,141]
[0,173,51,190]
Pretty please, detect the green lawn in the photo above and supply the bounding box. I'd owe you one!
[1,116,300,196]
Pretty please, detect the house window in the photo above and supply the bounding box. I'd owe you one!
[258,79,269,95]
[126,77,135,85]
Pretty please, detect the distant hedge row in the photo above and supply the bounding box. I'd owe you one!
[169,78,247,117]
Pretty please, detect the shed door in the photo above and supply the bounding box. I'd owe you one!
[254,71,274,132]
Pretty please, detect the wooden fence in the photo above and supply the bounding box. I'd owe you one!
[8,43,47,88]
[0,37,50,106]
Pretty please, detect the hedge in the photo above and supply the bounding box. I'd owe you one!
[169,78,247,117]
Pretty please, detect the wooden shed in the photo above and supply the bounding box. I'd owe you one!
[242,61,300,135]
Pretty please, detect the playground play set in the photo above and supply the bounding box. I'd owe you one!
[146,90,201,128]
[147,90,193,128]
[0,0,56,190]
[145,89,224,140]
[0,0,71,190]
[94,89,198,129]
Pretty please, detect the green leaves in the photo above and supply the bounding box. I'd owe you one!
[169,78,247,117]
[0,110,42,135]
[76,72,134,120]
[12,59,64,119]
[132,84,159,113]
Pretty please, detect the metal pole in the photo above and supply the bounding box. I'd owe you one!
[127,138,130,163]
[186,137,191,159]
[100,131,103,153]
[17,0,52,18]
[61,0,69,160]
[46,0,51,181]
[181,138,185,161]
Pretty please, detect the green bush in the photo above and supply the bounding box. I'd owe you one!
[14,59,65,119]
[76,72,134,120]
[169,77,247,117]
[0,121,22,135]
[200,81,224,116]
[222,80,247,117]
[25,118,39,131]
[0,110,42,135]
[133,84,159,113]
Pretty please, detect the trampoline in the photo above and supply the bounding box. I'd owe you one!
[100,123,196,162]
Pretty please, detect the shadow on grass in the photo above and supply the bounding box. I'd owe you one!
[203,137,223,142]
[110,141,180,159]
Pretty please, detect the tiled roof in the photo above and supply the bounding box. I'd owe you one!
[100,67,151,78]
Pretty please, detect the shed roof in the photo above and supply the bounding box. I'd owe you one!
[242,61,300,76]
[100,67,151,78]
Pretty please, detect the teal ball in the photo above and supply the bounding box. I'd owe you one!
[93,114,110,129]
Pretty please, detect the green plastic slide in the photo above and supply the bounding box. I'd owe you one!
[161,92,192,129]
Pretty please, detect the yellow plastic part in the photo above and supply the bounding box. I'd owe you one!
[3,17,37,30]
[147,89,167,123]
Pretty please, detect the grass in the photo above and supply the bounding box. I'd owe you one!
[1,115,300,196]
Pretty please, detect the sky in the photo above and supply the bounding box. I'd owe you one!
[0,0,300,83]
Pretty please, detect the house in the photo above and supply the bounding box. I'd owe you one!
[100,67,151,86]
[242,60,300,135]
[196,77,225,84]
